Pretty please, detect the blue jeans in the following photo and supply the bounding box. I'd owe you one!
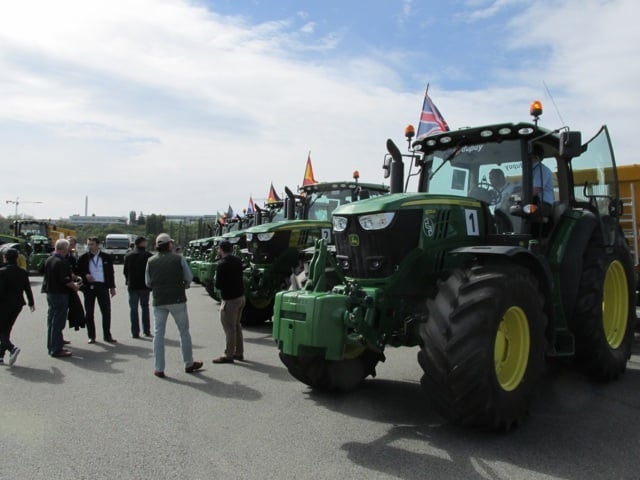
[128,289,151,336]
[152,303,194,372]
[47,293,69,355]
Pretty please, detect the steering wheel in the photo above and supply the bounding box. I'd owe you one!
[469,183,501,206]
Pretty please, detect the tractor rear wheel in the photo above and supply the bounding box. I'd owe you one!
[570,225,635,380]
[419,264,547,430]
[279,348,382,391]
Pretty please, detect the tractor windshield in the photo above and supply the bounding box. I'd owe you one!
[425,139,558,213]
[306,186,387,221]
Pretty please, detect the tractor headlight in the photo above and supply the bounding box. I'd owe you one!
[257,232,275,242]
[358,212,395,230]
[333,216,348,232]
[246,233,253,241]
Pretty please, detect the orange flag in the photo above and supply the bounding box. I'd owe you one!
[267,183,281,204]
[302,152,317,186]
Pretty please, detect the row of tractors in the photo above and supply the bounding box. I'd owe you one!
[185,177,389,325]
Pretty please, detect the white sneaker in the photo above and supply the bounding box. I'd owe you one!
[9,347,20,366]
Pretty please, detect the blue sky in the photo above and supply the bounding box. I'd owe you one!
[1,0,637,219]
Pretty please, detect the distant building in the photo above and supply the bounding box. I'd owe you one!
[67,215,128,225]
[164,215,217,225]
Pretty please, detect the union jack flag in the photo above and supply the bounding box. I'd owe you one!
[417,91,449,137]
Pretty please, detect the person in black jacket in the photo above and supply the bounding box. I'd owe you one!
[212,240,246,364]
[0,249,35,366]
[123,236,153,338]
[77,236,117,344]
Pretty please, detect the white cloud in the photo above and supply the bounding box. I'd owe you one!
[0,0,638,220]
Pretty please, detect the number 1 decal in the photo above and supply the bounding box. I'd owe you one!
[465,209,479,236]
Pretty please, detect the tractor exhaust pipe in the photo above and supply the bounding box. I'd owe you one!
[284,186,296,220]
[386,139,404,194]
[255,204,264,225]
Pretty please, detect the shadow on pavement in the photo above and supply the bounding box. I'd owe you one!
[305,363,640,480]
[233,359,295,382]
[163,371,263,401]
[7,365,65,384]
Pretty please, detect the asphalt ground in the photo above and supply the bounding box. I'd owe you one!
[1,265,640,480]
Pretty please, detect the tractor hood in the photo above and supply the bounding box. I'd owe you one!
[333,192,483,216]
[246,219,331,234]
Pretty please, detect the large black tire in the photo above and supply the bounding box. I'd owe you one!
[204,279,220,302]
[570,224,636,380]
[241,297,274,326]
[279,349,382,391]
[419,264,547,430]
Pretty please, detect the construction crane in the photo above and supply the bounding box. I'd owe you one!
[5,197,43,219]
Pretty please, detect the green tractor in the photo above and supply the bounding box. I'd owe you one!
[200,209,268,300]
[272,104,636,430]
[243,178,389,325]
[187,236,216,284]
[9,220,54,273]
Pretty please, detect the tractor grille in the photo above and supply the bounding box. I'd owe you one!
[334,210,421,279]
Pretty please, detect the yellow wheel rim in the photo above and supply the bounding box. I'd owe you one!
[343,343,366,360]
[602,260,628,349]
[494,306,530,392]
[249,297,272,309]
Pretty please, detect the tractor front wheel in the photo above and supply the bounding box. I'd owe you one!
[241,297,274,326]
[419,264,547,430]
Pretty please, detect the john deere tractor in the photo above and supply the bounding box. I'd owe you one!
[242,178,389,325]
[272,103,636,430]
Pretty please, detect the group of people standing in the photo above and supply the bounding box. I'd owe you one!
[0,233,246,379]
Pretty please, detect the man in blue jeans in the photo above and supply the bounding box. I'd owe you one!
[145,233,202,378]
[123,236,153,338]
[42,239,78,358]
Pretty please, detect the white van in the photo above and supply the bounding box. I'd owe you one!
[103,233,137,263]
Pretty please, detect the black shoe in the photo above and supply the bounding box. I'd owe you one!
[63,340,71,345]
[234,355,245,361]
[87,338,96,344]
[51,349,72,358]
[212,356,234,364]
[185,361,203,373]
[144,333,153,338]
[132,334,140,339]
[154,370,165,378]
[104,338,118,344]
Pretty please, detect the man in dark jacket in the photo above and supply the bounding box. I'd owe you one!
[212,240,246,364]
[43,239,78,357]
[77,236,117,344]
[0,248,35,366]
[123,236,153,338]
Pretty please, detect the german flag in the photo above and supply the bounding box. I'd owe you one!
[267,183,281,204]
[302,152,317,186]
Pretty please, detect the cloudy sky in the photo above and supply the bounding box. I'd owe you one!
[1,0,637,220]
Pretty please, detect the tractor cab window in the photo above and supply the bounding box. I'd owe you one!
[571,126,618,217]
[307,190,352,221]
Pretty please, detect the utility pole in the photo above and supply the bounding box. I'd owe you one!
[5,197,43,219]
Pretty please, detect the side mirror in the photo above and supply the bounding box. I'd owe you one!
[382,154,391,179]
[559,131,582,159]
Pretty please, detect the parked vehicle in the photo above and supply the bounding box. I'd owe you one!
[273,102,636,430]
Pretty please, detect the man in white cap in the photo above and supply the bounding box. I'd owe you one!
[145,233,202,378]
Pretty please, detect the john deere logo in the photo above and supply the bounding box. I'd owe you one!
[349,234,360,247]
[423,218,435,237]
